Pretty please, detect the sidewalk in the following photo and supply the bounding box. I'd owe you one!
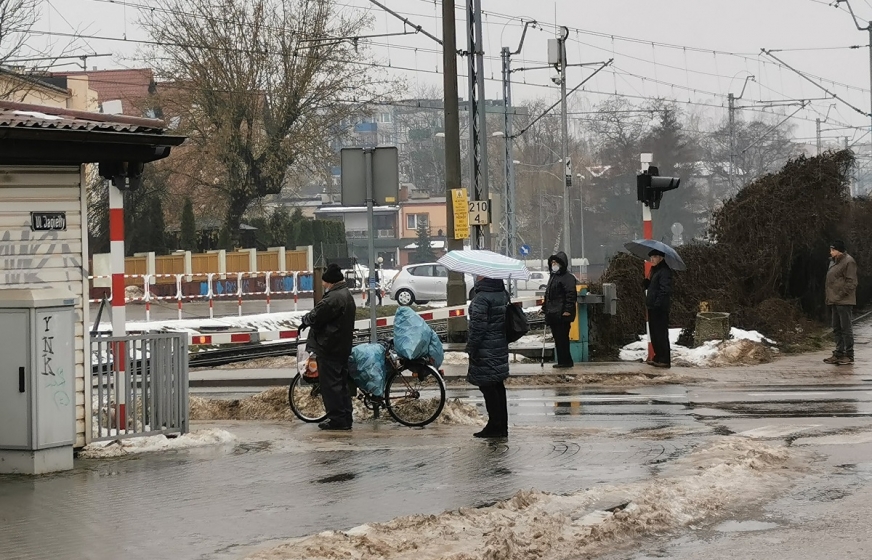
[191,318,871,388]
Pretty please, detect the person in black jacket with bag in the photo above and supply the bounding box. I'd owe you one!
[541,251,578,368]
[466,276,510,438]
[300,263,357,430]
[643,250,673,368]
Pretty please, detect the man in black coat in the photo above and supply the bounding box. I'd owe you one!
[541,251,578,368]
[643,250,673,368]
[300,263,357,430]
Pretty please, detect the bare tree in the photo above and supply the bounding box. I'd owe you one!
[0,0,37,63]
[142,0,390,245]
[0,0,39,97]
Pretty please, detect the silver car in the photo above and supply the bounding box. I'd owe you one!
[517,270,548,291]
[389,263,476,305]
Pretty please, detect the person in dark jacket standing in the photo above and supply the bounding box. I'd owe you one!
[466,276,510,438]
[824,240,858,366]
[300,263,357,430]
[643,249,673,368]
[541,251,577,368]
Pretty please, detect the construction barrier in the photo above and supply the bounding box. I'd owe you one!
[89,271,316,321]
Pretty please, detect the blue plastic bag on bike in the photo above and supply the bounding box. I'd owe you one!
[350,343,387,397]
[394,306,444,368]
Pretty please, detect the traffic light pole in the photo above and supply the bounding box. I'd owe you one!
[640,153,654,362]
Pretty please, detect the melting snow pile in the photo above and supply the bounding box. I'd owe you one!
[620,328,776,367]
[191,389,484,426]
[78,429,237,458]
[245,438,800,560]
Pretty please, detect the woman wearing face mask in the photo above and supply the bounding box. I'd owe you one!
[541,251,578,368]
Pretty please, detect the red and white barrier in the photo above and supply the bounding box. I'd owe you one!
[184,296,544,346]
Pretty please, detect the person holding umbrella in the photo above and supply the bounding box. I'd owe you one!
[643,249,673,368]
[436,249,532,439]
[466,274,510,438]
[624,239,684,369]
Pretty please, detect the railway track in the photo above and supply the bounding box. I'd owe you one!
[189,317,547,369]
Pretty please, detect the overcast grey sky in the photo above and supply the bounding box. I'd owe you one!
[32,0,872,144]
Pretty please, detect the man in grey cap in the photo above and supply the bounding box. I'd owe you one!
[824,240,857,366]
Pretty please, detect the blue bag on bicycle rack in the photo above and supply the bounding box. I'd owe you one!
[350,343,387,397]
[427,329,444,369]
[394,306,444,368]
[393,306,430,360]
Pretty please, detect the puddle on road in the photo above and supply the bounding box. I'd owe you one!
[232,441,273,455]
[704,400,859,417]
[316,472,357,484]
[714,520,779,532]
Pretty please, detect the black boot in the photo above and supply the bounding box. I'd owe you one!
[474,383,507,438]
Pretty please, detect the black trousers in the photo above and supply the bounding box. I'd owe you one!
[550,321,573,366]
[316,356,353,425]
[648,308,671,366]
[831,305,854,358]
[479,382,508,434]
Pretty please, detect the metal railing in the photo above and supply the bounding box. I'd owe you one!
[91,332,189,442]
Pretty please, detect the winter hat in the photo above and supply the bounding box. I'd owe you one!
[322,263,344,283]
[830,240,846,253]
[647,249,666,257]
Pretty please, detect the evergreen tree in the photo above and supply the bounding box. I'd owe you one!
[412,222,436,263]
[180,197,197,251]
[148,197,168,254]
[294,219,314,246]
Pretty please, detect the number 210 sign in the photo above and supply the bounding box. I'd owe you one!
[468,200,490,225]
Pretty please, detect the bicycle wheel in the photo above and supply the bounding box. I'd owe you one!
[288,373,328,423]
[385,365,446,427]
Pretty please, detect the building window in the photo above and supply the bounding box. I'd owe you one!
[378,112,392,123]
[406,213,428,230]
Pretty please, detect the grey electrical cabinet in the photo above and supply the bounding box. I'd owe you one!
[0,288,77,474]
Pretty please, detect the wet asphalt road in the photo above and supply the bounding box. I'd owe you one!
[3,381,872,560]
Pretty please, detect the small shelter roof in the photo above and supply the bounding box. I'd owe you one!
[0,100,185,165]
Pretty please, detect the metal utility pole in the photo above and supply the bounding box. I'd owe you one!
[466,0,489,249]
[728,75,754,192]
[816,118,822,155]
[500,20,534,288]
[554,27,572,268]
[443,0,467,341]
[364,149,377,343]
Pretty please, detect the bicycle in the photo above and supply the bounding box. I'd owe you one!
[288,339,447,427]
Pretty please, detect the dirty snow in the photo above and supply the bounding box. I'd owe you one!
[619,327,776,367]
[78,429,237,458]
[245,438,801,560]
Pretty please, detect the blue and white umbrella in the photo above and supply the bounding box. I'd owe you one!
[624,239,687,271]
[438,250,531,280]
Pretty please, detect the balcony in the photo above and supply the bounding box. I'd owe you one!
[346,229,396,239]
[354,122,377,133]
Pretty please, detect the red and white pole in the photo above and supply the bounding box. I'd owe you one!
[641,153,654,362]
[109,181,127,430]
[293,271,299,311]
